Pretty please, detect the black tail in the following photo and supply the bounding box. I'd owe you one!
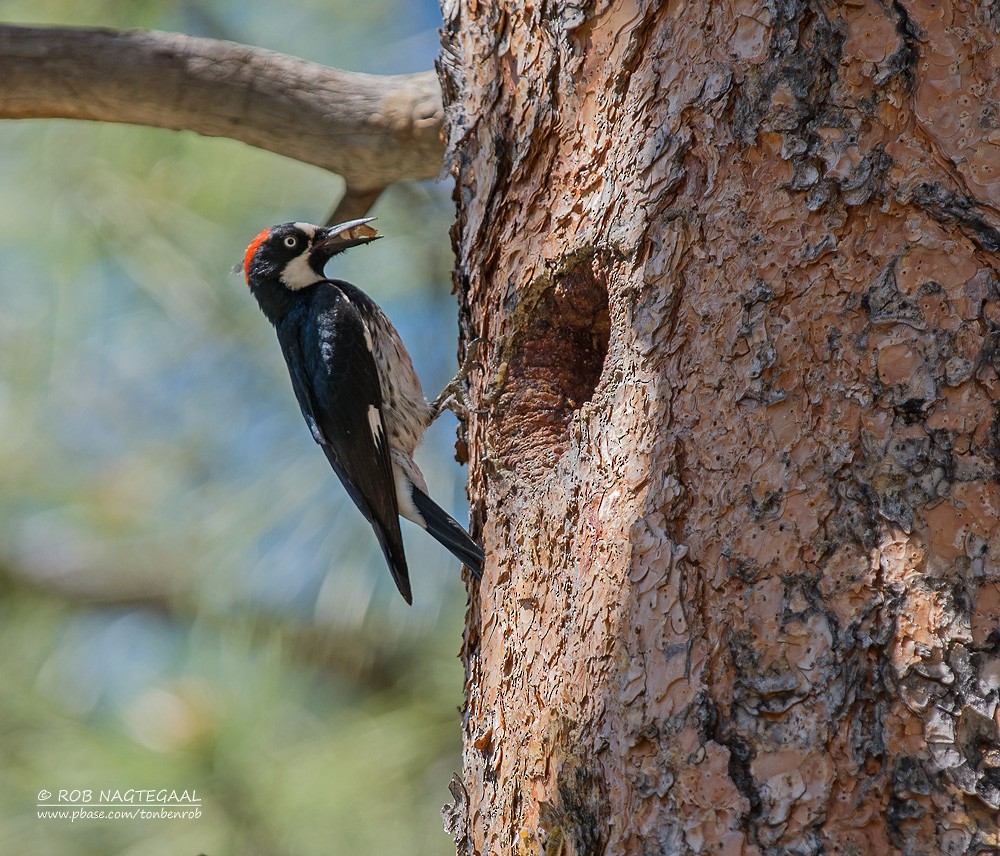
[411,488,484,580]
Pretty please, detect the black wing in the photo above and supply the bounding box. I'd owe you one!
[276,289,411,603]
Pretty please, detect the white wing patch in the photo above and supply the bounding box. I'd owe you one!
[367,404,384,447]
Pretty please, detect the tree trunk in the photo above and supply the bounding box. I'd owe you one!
[439,1,1000,854]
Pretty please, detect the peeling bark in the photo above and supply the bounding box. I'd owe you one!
[440,1,1000,854]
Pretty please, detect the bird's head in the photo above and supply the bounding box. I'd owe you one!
[242,218,381,293]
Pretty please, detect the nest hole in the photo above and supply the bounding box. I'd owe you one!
[498,253,611,468]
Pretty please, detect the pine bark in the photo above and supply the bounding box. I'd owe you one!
[439,1,1000,854]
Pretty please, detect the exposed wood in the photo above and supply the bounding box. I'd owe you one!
[0,25,444,191]
[441,1,1000,854]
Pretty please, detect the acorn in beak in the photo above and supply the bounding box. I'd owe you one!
[310,217,381,270]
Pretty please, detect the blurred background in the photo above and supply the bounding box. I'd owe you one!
[0,2,470,854]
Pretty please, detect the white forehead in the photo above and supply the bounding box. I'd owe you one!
[292,222,319,239]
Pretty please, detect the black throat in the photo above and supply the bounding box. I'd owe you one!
[249,276,315,326]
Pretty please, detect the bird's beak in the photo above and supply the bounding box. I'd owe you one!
[311,217,381,266]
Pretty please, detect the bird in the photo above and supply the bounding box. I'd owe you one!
[242,218,484,604]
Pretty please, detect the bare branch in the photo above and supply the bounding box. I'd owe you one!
[326,186,387,225]
[0,25,445,190]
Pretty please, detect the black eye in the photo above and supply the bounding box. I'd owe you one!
[283,235,299,249]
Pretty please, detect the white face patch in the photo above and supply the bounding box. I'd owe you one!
[279,223,321,291]
[280,253,323,290]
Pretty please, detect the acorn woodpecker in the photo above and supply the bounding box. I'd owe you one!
[242,219,484,603]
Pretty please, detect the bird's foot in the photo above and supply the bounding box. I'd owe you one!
[431,338,488,421]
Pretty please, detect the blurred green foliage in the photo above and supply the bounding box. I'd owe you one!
[0,2,471,854]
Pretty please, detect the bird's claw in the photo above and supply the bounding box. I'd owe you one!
[431,338,487,421]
